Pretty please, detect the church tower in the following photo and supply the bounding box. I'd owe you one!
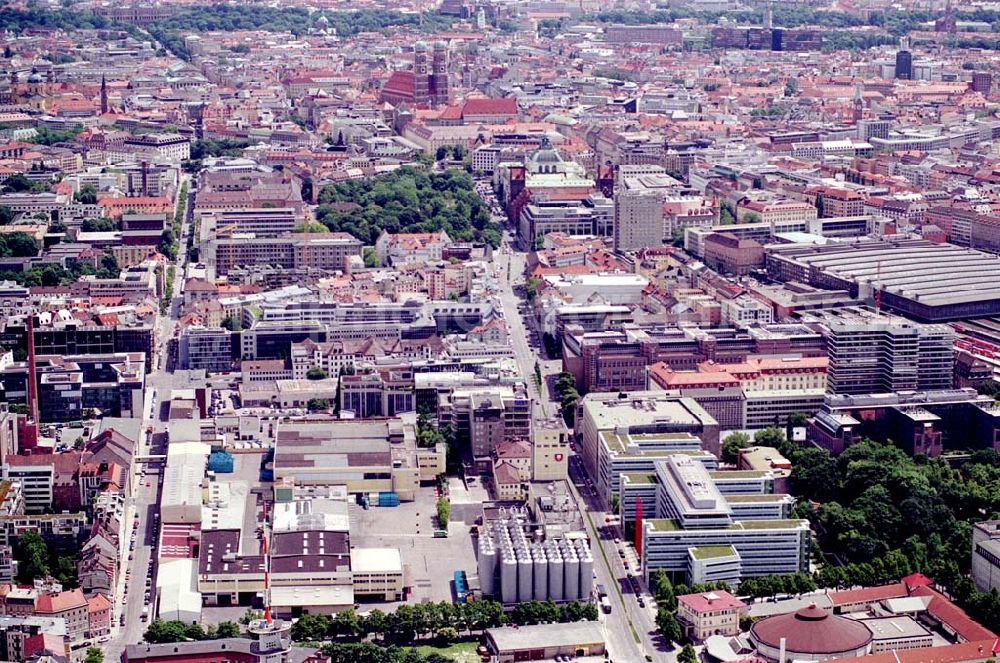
[413,42,430,105]
[100,75,109,114]
[430,41,450,107]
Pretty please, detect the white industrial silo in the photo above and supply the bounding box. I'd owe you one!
[576,540,594,600]
[532,544,548,601]
[500,548,518,603]
[517,548,533,602]
[547,542,564,601]
[478,536,497,597]
[563,542,580,601]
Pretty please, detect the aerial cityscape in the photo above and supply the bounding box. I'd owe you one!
[1,0,1000,662]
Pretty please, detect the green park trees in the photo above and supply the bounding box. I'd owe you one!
[315,167,501,248]
[144,620,242,643]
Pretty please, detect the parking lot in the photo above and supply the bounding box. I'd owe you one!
[349,485,480,606]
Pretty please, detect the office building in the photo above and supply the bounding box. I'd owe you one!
[703,233,765,276]
[577,391,721,480]
[200,208,299,237]
[518,195,613,245]
[254,299,489,341]
[895,41,913,80]
[120,133,190,162]
[210,233,362,276]
[339,370,415,418]
[24,321,154,370]
[802,309,954,395]
[241,321,328,361]
[439,385,532,469]
[972,520,1000,593]
[810,389,1000,456]
[605,25,683,45]
[563,323,826,393]
[0,616,68,662]
[972,72,993,94]
[614,167,682,251]
[178,327,235,372]
[593,430,715,505]
[639,456,809,583]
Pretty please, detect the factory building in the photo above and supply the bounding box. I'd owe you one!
[766,238,1000,322]
[477,509,593,604]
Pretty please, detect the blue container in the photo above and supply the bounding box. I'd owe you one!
[378,491,399,507]
[207,451,234,473]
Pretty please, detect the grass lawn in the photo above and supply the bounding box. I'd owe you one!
[407,641,481,662]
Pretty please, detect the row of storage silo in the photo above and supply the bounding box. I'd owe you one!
[477,515,593,603]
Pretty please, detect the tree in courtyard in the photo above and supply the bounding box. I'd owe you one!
[291,613,330,642]
[215,621,240,638]
[221,315,242,332]
[678,643,699,663]
[362,246,380,267]
[754,426,786,448]
[15,531,50,585]
[721,432,751,464]
[84,648,103,663]
[787,412,809,427]
[306,367,328,380]
[144,619,189,643]
[307,399,330,412]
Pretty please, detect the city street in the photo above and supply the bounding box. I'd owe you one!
[495,231,666,662]
[104,174,192,661]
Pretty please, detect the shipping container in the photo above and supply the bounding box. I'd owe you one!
[378,491,399,507]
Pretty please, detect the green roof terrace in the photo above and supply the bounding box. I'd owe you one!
[690,545,738,560]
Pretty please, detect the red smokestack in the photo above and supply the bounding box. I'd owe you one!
[262,499,272,624]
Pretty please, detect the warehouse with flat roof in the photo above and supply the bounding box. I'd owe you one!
[766,238,1000,321]
[485,622,606,662]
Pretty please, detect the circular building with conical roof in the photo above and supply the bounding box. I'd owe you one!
[749,604,873,662]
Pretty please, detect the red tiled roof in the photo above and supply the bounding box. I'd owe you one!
[35,588,87,614]
[862,639,1000,663]
[828,582,907,607]
[87,593,112,612]
[437,105,463,120]
[383,71,415,96]
[495,439,531,459]
[493,460,523,485]
[903,572,935,591]
[462,97,518,117]
[678,590,746,613]
[911,585,999,643]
